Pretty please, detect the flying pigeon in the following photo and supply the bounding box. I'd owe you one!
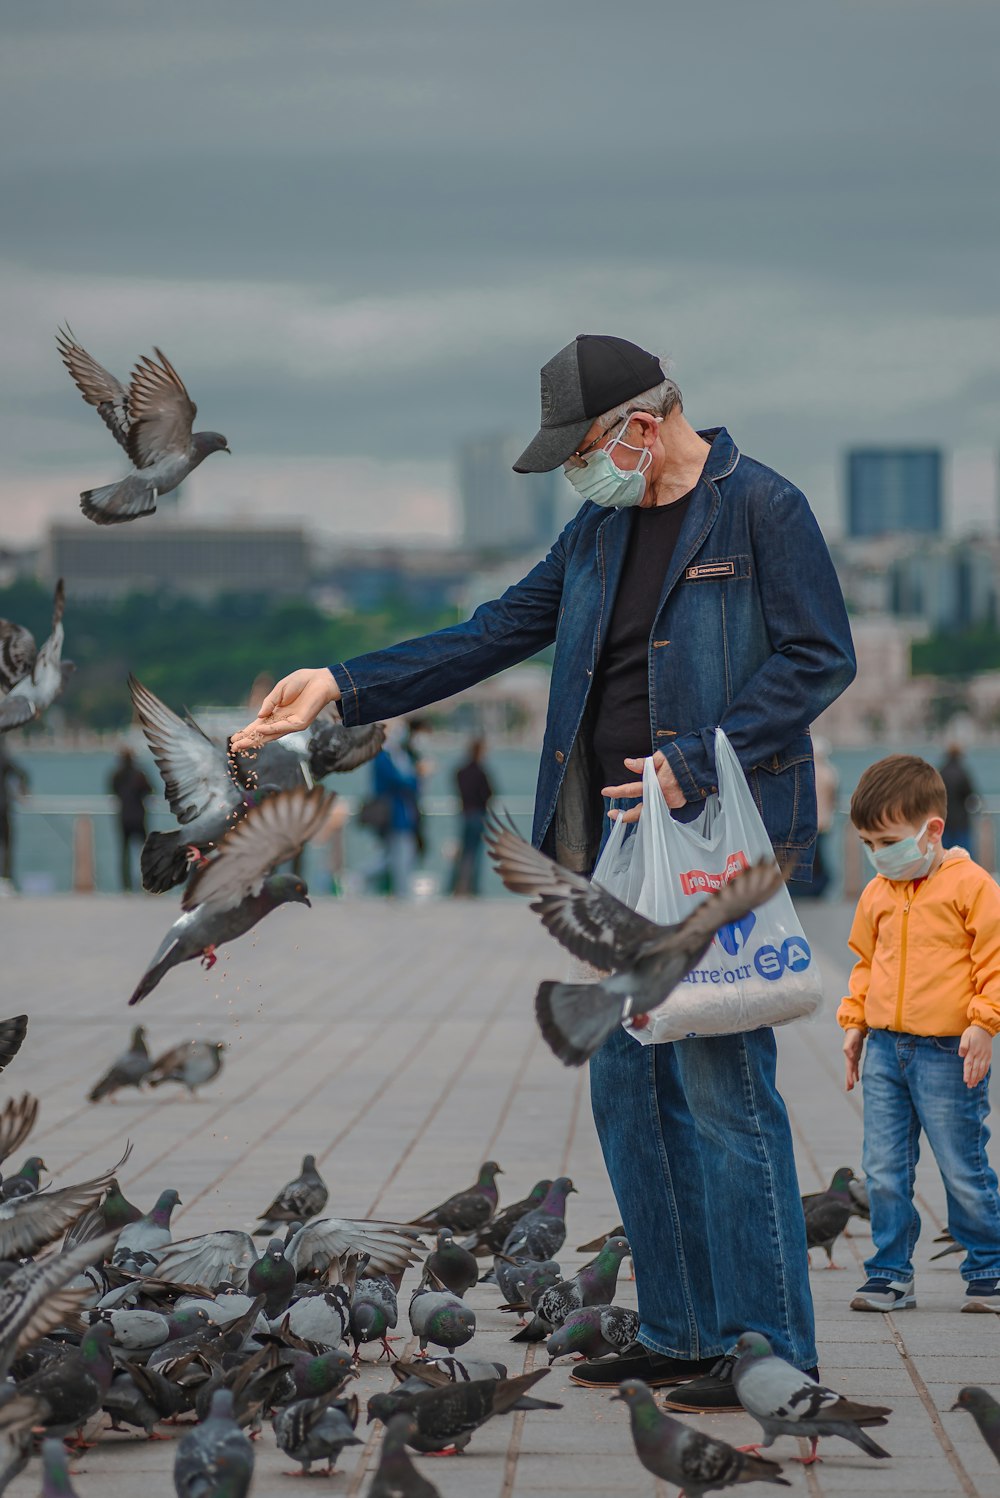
[408,1288,475,1354]
[234,716,386,796]
[803,1167,857,1269]
[88,1024,151,1102]
[512,1235,631,1341]
[40,1437,82,1498]
[350,1273,398,1358]
[422,1230,479,1299]
[733,1330,892,1463]
[0,1017,27,1077]
[159,1218,420,1290]
[546,1304,640,1363]
[0,579,73,734]
[502,1177,576,1261]
[173,1388,254,1498]
[485,814,786,1066]
[272,1394,360,1476]
[127,785,329,1005]
[56,326,230,526]
[146,1040,226,1094]
[129,676,253,893]
[410,1161,503,1233]
[367,1413,441,1498]
[952,1387,1000,1463]
[367,1368,559,1454]
[614,1378,788,1496]
[255,1154,329,1233]
[0,1152,129,1261]
[462,1178,552,1257]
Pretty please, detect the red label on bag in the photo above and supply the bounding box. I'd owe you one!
[679,850,750,895]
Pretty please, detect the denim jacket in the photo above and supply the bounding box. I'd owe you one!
[331,428,856,880]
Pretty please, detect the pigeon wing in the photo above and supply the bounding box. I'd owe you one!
[308,721,387,776]
[0,695,38,732]
[183,786,331,913]
[484,814,662,970]
[144,1043,192,1084]
[0,1151,129,1260]
[649,859,786,965]
[155,1230,258,1289]
[129,676,241,827]
[0,1017,27,1076]
[0,1095,38,1167]
[287,1219,424,1277]
[126,348,197,468]
[55,326,132,454]
[0,620,36,695]
[0,1232,117,1377]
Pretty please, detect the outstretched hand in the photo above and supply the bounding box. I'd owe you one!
[230,667,340,752]
[601,751,686,824]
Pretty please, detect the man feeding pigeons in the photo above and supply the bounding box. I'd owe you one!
[232,333,856,1410]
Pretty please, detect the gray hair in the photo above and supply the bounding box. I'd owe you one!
[595,375,683,433]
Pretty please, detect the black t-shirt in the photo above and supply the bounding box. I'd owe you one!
[591,492,695,791]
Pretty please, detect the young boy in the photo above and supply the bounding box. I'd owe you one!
[838,753,1000,1313]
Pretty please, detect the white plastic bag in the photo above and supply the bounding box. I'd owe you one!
[591,728,823,1043]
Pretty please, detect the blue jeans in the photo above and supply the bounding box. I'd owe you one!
[862,1028,1000,1282]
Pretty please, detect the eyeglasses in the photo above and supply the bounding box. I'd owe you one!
[564,417,626,469]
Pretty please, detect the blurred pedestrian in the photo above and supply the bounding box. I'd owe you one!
[940,743,977,854]
[798,736,838,898]
[108,747,152,892]
[450,737,494,896]
[403,717,434,860]
[368,726,420,897]
[0,745,29,890]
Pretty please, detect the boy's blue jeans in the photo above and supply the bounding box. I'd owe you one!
[862,1028,1000,1282]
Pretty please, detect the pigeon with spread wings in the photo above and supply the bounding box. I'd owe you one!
[484,813,785,1065]
[0,580,73,734]
[127,786,330,1006]
[56,326,229,525]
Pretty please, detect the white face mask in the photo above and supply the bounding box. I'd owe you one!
[865,821,935,882]
[564,424,654,508]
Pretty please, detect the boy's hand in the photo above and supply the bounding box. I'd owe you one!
[842,1027,865,1092]
[959,1024,993,1088]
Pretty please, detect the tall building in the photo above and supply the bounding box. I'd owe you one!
[459,435,562,553]
[846,448,943,538]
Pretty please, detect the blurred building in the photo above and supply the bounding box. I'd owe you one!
[313,543,474,613]
[459,434,569,552]
[889,543,996,632]
[846,448,943,538]
[41,522,308,599]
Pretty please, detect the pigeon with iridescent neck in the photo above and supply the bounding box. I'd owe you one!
[547,1304,640,1363]
[511,1235,631,1342]
[462,1178,552,1257]
[502,1176,577,1261]
[112,1188,180,1269]
[410,1162,503,1234]
[614,1378,788,1496]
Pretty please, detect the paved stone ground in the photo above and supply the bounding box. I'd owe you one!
[3,894,1000,1496]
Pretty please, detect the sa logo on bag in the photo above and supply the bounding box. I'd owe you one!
[754,935,813,981]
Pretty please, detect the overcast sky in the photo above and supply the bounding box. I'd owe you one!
[1,0,997,547]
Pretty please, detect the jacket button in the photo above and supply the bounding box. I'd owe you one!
[554,750,565,763]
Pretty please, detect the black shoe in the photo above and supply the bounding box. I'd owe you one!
[662,1355,821,1413]
[569,1343,718,1389]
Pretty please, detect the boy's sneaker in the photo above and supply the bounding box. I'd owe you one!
[961,1278,1000,1313]
[850,1277,916,1311]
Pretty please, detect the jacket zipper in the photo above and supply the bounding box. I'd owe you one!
[894,889,913,1032]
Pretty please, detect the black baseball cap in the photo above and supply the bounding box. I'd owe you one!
[513,334,665,473]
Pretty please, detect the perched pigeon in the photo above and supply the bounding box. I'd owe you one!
[63,1177,142,1251]
[367,1413,441,1498]
[485,814,786,1065]
[0,1017,27,1077]
[130,677,251,893]
[247,1238,296,1319]
[512,1235,631,1341]
[408,1288,475,1354]
[804,1167,857,1269]
[733,1331,892,1463]
[18,1322,115,1442]
[350,1274,398,1358]
[494,1257,562,1311]
[423,1230,478,1299]
[146,1041,226,1095]
[255,1154,328,1233]
[273,1394,360,1476]
[103,1367,165,1438]
[56,327,230,526]
[547,1304,640,1363]
[40,1437,82,1497]
[274,1347,357,1407]
[113,1188,181,1268]
[502,1177,576,1261]
[173,1388,253,1498]
[285,1286,351,1348]
[391,1360,557,1412]
[576,1223,626,1252]
[367,1368,559,1454]
[614,1378,788,1496]
[88,1024,151,1102]
[0,1156,45,1201]
[463,1179,552,1257]
[952,1387,1000,1463]
[0,579,72,734]
[410,1162,503,1233]
[128,787,329,1005]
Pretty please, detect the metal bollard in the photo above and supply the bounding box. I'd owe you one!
[72,815,96,893]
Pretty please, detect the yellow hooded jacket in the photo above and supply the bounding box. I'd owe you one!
[837,847,1000,1038]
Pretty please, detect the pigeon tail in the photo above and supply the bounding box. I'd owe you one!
[509,1315,548,1343]
[128,959,171,1007]
[80,476,157,525]
[535,981,625,1067]
[140,830,191,893]
[836,1423,892,1459]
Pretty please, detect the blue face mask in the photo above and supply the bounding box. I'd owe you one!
[866,821,935,882]
[564,425,653,508]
